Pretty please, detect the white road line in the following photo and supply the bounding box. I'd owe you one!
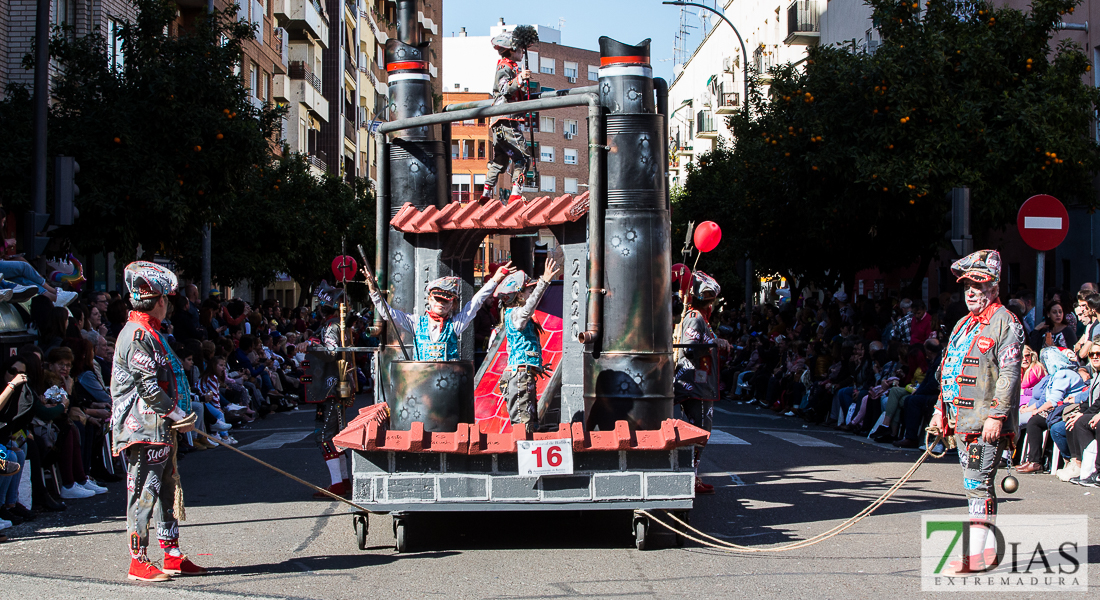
[759,430,839,447]
[708,429,750,445]
[237,430,313,450]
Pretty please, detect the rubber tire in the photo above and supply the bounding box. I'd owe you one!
[395,519,408,553]
[634,518,648,551]
[355,515,368,551]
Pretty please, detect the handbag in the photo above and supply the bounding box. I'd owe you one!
[31,416,60,450]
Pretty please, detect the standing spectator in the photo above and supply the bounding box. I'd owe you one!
[892,298,913,344]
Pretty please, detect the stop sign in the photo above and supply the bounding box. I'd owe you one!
[1017,194,1069,251]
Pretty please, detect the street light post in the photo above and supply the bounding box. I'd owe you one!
[662,1,749,115]
[662,1,754,310]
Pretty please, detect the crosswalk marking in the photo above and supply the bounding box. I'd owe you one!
[759,430,839,447]
[708,429,750,445]
[237,430,312,450]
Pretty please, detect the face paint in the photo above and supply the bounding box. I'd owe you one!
[964,281,996,315]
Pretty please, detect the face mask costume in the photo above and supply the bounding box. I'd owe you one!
[494,270,550,434]
[674,271,721,494]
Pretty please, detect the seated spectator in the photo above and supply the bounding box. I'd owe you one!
[1060,342,1100,484]
[1030,301,1077,350]
[1018,347,1086,473]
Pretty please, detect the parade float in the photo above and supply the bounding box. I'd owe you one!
[331,0,708,552]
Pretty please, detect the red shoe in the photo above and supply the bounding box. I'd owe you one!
[508,194,524,203]
[1016,462,1043,474]
[694,478,715,495]
[163,553,207,576]
[477,194,496,205]
[128,557,171,582]
[312,480,350,500]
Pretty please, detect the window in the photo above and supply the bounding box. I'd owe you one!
[564,177,578,194]
[540,175,556,192]
[478,140,486,159]
[564,61,578,79]
[250,62,260,97]
[564,148,578,165]
[564,119,578,135]
[108,19,124,69]
[451,142,459,159]
[300,119,308,153]
[540,116,555,133]
[53,0,75,39]
[540,146,555,163]
[539,57,555,75]
[588,65,599,81]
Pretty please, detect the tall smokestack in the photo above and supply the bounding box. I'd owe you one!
[584,37,673,431]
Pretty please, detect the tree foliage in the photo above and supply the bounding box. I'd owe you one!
[676,0,1100,289]
[0,0,374,295]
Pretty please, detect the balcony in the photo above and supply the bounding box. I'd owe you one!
[306,151,327,173]
[344,53,356,79]
[345,0,357,19]
[273,0,329,49]
[344,117,357,143]
[696,110,717,139]
[714,91,740,114]
[288,61,322,94]
[785,0,821,45]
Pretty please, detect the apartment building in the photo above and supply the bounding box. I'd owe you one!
[0,0,138,98]
[667,0,818,188]
[443,21,595,201]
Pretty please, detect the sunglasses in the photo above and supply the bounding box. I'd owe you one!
[1089,352,1100,358]
[7,367,25,376]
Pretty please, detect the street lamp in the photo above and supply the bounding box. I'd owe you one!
[662,1,749,115]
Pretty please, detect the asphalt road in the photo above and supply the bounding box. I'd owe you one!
[1,399,1097,599]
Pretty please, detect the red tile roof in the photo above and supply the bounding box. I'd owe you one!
[390,192,590,233]
[332,411,709,455]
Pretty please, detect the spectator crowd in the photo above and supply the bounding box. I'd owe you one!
[0,261,376,543]
[703,280,1100,487]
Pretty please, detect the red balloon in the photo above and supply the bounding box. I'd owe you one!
[671,263,692,292]
[331,255,358,282]
[694,221,722,253]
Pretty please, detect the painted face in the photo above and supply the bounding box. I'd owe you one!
[428,295,454,317]
[963,280,996,315]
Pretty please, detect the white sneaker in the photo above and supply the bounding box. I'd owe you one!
[210,420,232,432]
[224,436,238,445]
[1057,462,1081,482]
[224,404,246,412]
[60,483,95,499]
[0,518,12,530]
[206,438,220,447]
[80,479,108,494]
[54,289,78,307]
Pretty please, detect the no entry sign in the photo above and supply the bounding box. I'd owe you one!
[1017,194,1069,251]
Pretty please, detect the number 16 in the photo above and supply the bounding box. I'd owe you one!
[532,445,563,467]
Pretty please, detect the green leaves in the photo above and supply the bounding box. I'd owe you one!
[677,0,1100,288]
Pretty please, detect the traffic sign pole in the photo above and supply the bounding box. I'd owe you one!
[1035,251,1044,323]
[1017,194,1069,321]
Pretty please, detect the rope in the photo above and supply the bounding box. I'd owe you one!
[171,430,186,521]
[190,428,375,514]
[638,433,943,553]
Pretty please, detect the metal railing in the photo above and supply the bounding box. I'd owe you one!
[307,152,327,172]
[720,91,739,108]
[787,0,821,37]
[288,61,322,93]
[451,191,472,203]
[696,110,715,134]
[344,53,356,76]
[344,117,357,142]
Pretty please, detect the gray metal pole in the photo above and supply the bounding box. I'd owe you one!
[379,93,599,134]
[201,224,212,296]
[663,1,749,113]
[1035,251,1045,327]
[32,0,49,215]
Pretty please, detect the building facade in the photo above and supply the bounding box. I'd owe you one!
[1,0,139,98]
[667,0,819,189]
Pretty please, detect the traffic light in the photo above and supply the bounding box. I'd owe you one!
[54,156,80,226]
[23,210,50,259]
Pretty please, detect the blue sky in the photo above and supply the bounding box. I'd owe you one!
[441,0,721,81]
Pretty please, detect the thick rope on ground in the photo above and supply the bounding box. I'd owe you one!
[191,429,375,513]
[640,435,941,553]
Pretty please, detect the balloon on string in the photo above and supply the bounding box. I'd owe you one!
[694,221,722,253]
[331,255,358,282]
[671,263,692,292]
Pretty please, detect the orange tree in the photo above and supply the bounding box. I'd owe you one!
[676,0,1100,293]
